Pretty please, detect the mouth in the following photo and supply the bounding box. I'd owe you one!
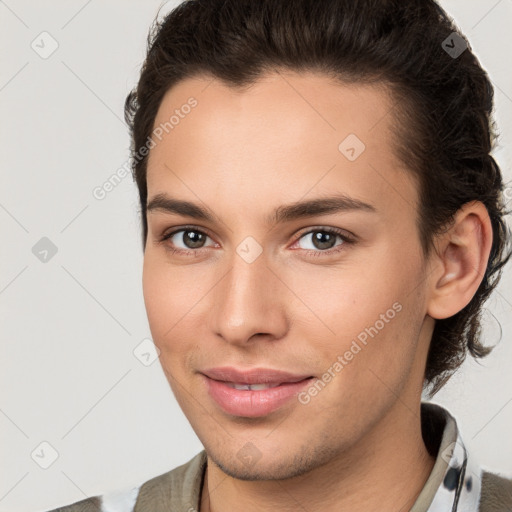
[201,366,314,385]
[200,367,315,418]
[223,382,284,390]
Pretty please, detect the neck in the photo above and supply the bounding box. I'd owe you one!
[200,400,436,512]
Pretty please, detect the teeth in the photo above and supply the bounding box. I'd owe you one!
[226,382,282,390]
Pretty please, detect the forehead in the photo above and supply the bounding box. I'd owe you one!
[150,71,396,153]
[146,71,418,221]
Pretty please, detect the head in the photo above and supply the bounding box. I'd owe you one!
[125,0,511,479]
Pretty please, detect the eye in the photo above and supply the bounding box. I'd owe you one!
[292,227,353,256]
[159,226,216,254]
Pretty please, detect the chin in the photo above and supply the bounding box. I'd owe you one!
[205,440,338,482]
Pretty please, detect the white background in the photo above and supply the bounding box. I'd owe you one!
[1,1,511,510]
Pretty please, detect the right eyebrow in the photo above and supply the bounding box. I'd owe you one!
[147,194,219,222]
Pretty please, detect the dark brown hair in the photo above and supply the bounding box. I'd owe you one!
[124,0,511,396]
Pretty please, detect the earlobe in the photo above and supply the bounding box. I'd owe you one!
[427,201,493,320]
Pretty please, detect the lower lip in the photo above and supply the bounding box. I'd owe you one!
[203,375,314,418]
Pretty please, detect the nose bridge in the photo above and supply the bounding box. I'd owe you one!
[211,245,287,343]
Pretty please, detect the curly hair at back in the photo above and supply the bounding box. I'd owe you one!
[124,0,512,396]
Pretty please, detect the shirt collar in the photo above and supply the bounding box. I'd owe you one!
[412,402,482,512]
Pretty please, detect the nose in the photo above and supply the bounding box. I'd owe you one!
[209,248,289,347]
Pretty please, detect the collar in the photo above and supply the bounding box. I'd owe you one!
[411,402,482,512]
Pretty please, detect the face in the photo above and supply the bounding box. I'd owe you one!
[143,71,434,480]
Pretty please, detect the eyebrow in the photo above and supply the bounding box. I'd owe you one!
[146,192,376,226]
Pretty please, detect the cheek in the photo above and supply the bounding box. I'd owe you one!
[289,264,400,342]
[143,252,194,322]
[142,253,211,370]
[142,258,168,339]
[142,255,186,350]
[303,302,423,430]
[305,253,424,385]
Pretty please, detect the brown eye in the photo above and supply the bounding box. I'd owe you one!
[310,231,338,250]
[160,227,215,253]
[178,229,208,249]
[296,228,348,252]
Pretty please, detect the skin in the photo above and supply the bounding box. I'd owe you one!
[142,70,492,512]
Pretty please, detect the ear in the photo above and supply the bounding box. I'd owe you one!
[426,201,493,320]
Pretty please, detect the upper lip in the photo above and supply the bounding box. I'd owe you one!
[201,367,313,385]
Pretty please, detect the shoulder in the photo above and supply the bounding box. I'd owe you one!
[479,470,512,512]
[42,451,206,512]
[42,487,140,512]
[42,495,103,512]
[134,450,207,510]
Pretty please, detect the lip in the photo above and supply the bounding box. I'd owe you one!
[201,367,315,418]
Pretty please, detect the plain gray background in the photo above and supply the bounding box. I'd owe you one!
[1,1,511,510]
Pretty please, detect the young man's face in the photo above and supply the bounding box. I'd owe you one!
[143,71,436,479]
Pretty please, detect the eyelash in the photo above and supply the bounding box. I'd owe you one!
[158,225,355,258]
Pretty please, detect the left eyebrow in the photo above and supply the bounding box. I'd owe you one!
[146,192,377,227]
[268,194,377,226]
